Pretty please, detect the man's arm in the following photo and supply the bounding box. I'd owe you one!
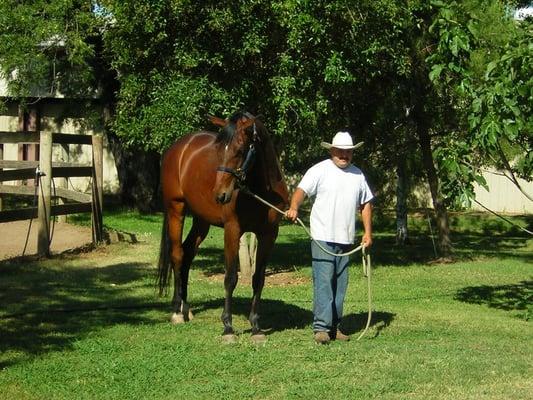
[360,201,373,247]
[285,187,306,222]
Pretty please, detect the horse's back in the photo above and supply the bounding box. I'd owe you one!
[163,131,216,164]
[161,131,223,221]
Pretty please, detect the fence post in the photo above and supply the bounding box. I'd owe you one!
[38,131,52,257]
[91,135,103,243]
[57,143,69,223]
[0,144,3,211]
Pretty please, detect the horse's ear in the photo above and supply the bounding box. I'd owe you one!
[207,114,227,127]
[239,116,256,131]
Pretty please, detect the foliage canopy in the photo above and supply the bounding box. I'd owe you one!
[0,0,530,210]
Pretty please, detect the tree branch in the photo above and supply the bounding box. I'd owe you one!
[496,145,533,202]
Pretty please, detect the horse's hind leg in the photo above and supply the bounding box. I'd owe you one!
[180,217,210,321]
[167,201,187,324]
[249,229,278,342]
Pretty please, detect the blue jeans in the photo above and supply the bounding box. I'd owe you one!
[311,240,350,332]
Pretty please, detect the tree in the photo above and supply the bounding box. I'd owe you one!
[0,1,99,100]
[100,0,428,223]
[0,0,163,211]
[100,0,284,153]
[427,0,532,206]
[239,233,257,279]
[384,0,532,256]
[3,0,526,249]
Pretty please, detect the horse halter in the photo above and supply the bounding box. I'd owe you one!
[216,122,258,186]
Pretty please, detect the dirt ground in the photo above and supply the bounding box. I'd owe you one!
[0,221,305,286]
[0,220,92,261]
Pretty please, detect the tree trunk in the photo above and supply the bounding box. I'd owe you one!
[415,116,452,257]
[395,159,410,245]
[239,232,257,279]
[410,61,453,258]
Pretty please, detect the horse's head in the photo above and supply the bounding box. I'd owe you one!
[211,112,258,204]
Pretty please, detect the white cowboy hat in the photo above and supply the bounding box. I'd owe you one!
[320,131,364,150]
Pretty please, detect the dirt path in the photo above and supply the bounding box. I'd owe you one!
[0,220,92,261]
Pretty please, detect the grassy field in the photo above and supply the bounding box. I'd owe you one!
[0,210,531,399]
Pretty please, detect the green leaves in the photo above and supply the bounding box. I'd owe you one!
[426,0,532,203]
[449,30,470,56]
[323,51,355,84]
[115,73,234,152]
[429,64,444,81]
[0,0,104,99]
[481,118,500,146]
[1,0,530,202]
[485,60,498,79]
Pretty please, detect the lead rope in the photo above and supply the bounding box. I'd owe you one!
[242,188,373,340]
[357,246,372,340]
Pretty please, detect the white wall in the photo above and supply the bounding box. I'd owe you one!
[473,170,533,214]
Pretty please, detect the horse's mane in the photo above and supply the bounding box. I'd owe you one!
[248,117,285,192]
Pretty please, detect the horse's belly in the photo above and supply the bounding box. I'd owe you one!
[185,190,224,225]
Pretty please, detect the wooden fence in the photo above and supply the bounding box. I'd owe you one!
[0,131,103,256]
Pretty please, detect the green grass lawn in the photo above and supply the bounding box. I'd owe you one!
[0,210,531,399]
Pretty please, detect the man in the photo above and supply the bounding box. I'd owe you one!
[285,131,374,344]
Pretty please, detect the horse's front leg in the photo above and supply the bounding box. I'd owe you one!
[221,223,240,343]
[249,230,277,343]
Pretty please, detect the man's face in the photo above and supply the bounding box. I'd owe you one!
[330,147,353,169]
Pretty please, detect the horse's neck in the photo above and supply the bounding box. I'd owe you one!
[250,139,286,196]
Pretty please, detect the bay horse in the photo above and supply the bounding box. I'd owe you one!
[157,111,289,343]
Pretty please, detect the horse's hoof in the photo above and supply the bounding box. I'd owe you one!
[221,334,237,344]
[170,312,185,324]
[181,304,194,322]
[251,333,267,344]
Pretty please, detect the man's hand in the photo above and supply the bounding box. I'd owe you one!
[361,232,372,248]
[286,188,306,223]
[285,208,298,222]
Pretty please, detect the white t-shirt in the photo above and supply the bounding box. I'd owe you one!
[298,159,374,244]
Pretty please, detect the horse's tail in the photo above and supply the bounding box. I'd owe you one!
[157,211,172,296]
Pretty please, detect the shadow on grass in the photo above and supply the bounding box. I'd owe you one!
[360,212,533,266]
[357,233,532,267]
[0,259,165,369]
[188,235,439,274]
[342,311,396,338]
[173,228,531,278]
[455,280,532,319]
[191,297,312,333]
[190,296,395,338]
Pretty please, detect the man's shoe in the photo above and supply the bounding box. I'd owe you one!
[330,329,351,341]
[314,331,330,344]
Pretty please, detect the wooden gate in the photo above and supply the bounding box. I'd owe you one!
[0,131,103,256]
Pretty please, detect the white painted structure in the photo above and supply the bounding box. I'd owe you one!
[514,6,533,20]
[472,170,533,214]
[0,76,119,194]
